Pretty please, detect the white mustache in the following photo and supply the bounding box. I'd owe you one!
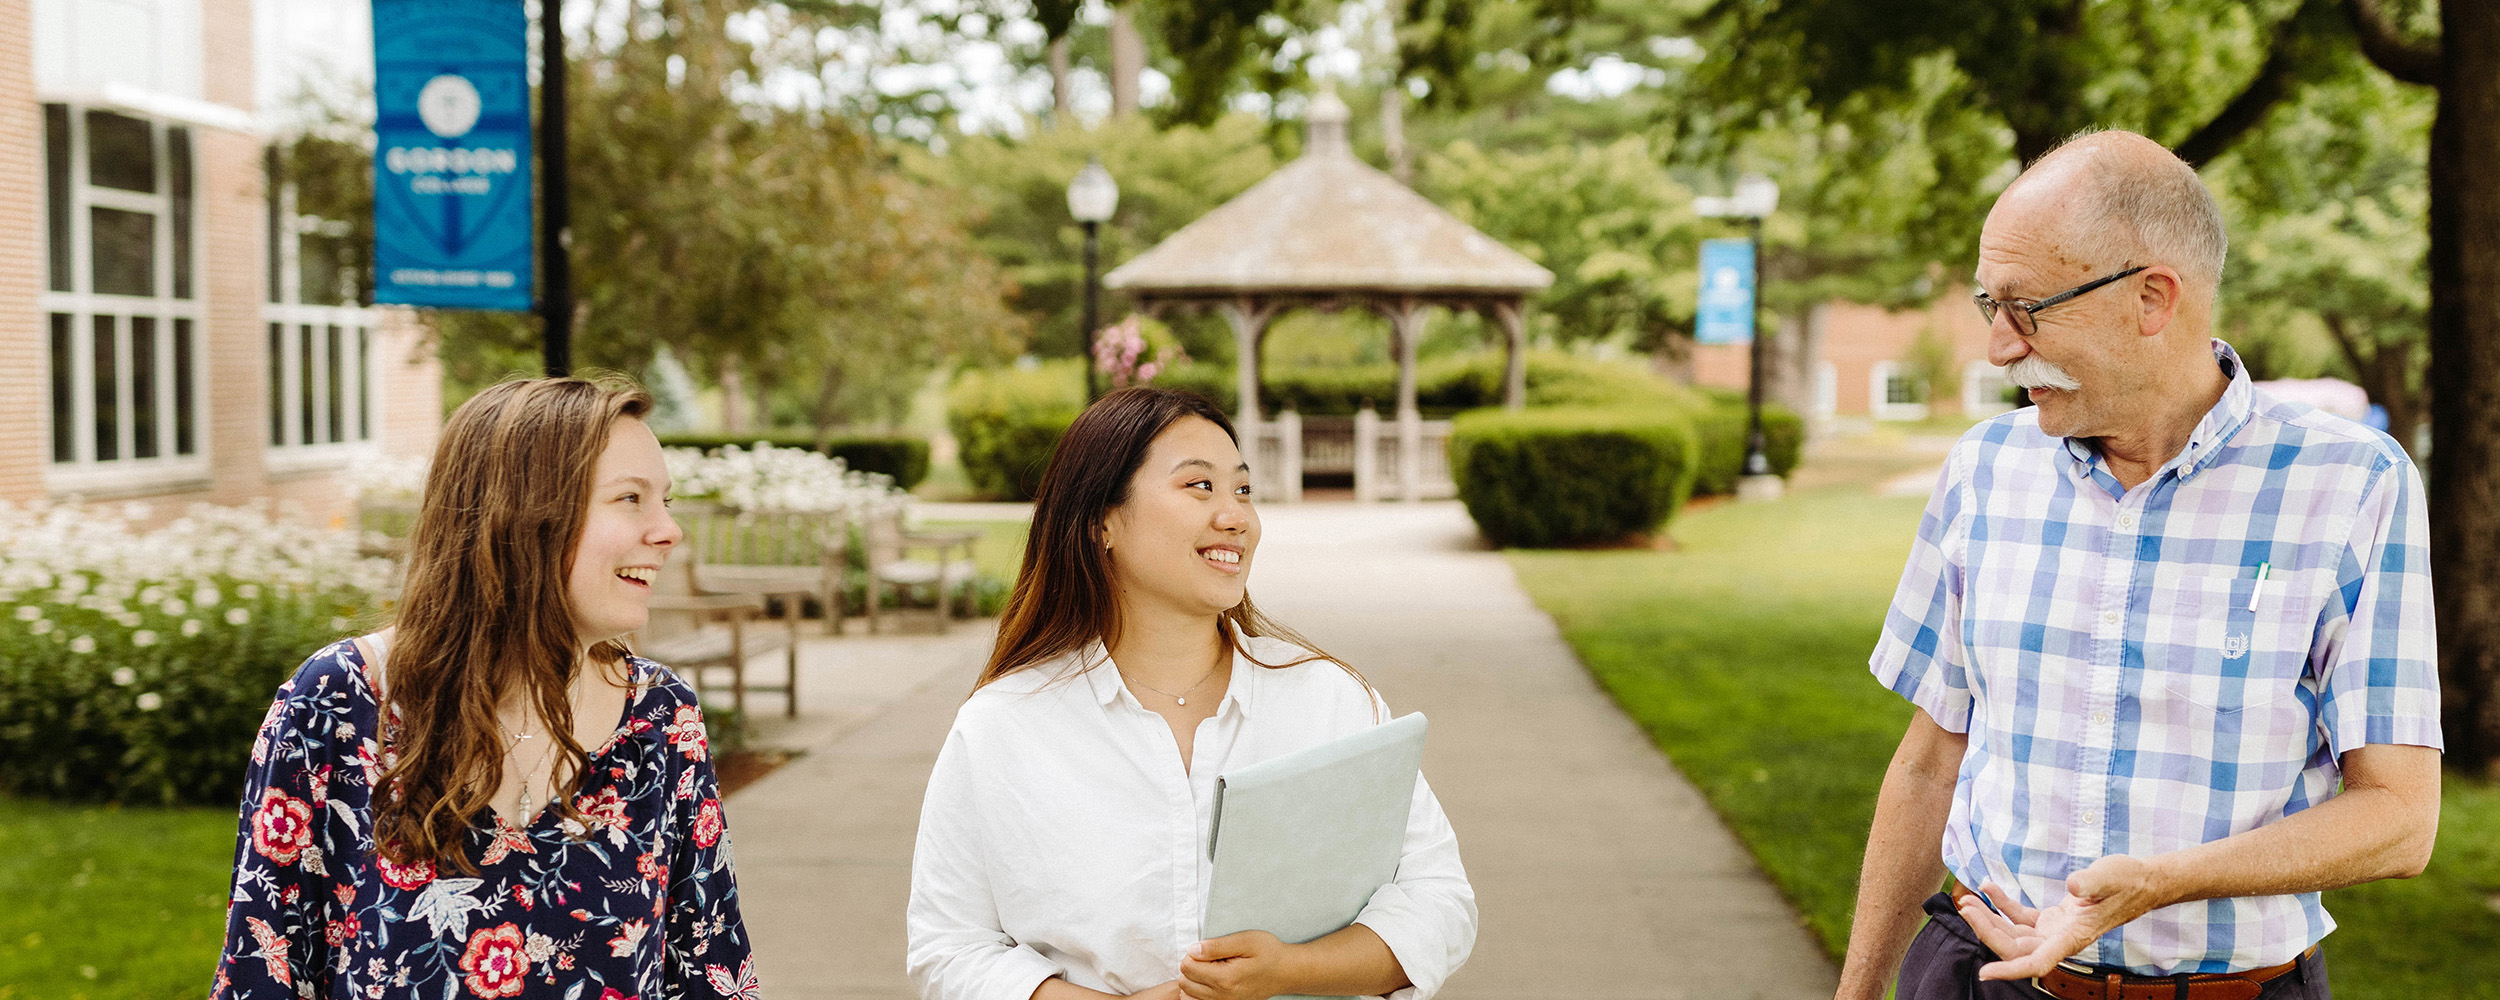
[2006,355,2082,392]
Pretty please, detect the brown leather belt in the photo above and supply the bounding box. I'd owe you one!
[1946,884,2310,1000]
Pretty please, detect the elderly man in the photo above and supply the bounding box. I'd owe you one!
[1838,130,2443,1000]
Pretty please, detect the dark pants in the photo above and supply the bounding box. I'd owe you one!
[1897,893,2331,1000]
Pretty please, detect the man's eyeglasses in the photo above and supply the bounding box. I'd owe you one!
[1973,266,2148,337]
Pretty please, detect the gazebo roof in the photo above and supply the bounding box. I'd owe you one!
[1105,93,1553,302]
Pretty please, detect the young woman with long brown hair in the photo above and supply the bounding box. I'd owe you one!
[906,387,1475,1000]
[213,377,757,999]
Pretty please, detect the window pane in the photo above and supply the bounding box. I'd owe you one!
[93,315,118,461]
[299,324,316,445]
[175,319,196,455]
[45,105,70,293]
[357,327,372,441]
[50,313,73,462]
[170,127,193,299]
[301,232,346,305]
[265,147,283,304]
[326,325,343,443]
[132,317,158,458]
[268,322,285,446]
[90,207,156,297]
[85,110,155,192]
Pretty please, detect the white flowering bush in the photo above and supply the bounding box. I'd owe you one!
[0,501,393,804]
[662,442,910,518]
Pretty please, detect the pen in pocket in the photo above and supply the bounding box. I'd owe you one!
[2247,562,2271,612]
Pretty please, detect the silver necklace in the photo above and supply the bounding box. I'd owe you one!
[1120,662,1222,707]
[493,667,588,821]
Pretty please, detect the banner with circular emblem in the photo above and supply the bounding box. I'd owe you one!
[372,0,534,311]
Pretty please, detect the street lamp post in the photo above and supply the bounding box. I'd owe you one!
[1066,159,1120,400]
[1696,174,1781,498]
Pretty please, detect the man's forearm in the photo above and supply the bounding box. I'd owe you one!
[2146,743,2441,906]
[1835,712,1964,1000]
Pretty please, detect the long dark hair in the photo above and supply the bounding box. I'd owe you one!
[373,376,652,874]
[978,386,1363,692]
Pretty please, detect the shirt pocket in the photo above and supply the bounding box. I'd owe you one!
[2144,573,2314,718]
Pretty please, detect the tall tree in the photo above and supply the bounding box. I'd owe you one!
[2344,0,2500,776]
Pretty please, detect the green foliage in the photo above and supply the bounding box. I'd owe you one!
[946,361,1089,501]
[1154,350,1694,417]
[1450,408,1698,547]
[2212,55,2431,451]
[0,588,368,806]
[907,115,1280,361]
[657,433,934,490]
[1420,136,1701,351]
[1684,395,1807,496]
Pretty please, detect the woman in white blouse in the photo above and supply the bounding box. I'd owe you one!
[907,387,1476,1000]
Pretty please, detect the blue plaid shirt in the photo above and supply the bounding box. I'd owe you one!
[1871,340,2441,975]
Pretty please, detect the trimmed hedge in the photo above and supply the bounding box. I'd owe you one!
[946,361,1087,501]
[657,432,933,489]
[1449,408,1699,548]
[1153,350,1693,417]
[1685,398,1807,497]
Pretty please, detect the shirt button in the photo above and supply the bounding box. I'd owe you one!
[2081,810,2101,826]
[2117,512,2138,531]
[2091,709,2111,725]
[2100,610,2120,626]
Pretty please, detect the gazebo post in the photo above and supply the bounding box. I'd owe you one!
[1493,299,1528,411]
[1386,298,1426,502]
[1219,297,1276,491]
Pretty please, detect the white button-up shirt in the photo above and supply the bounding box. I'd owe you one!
[907,634,1476,1000]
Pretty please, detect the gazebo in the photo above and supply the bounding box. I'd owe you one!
[1105,92,1553,500]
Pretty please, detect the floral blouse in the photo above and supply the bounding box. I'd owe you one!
[213,639,757,999]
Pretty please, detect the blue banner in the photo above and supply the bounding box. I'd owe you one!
[372,0,533,310]
[1695,238,1755,346]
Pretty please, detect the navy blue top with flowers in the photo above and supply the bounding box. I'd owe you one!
[212,639,758,1000]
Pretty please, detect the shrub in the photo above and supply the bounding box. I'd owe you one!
[657,433,932,489]
[947,361,1087,501]
[0,502,393,805]
[1155,351,1694,417]
[1449,408,1698,548]
[1685,396,1807,496]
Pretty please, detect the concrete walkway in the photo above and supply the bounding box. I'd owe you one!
[728,502,1839,999]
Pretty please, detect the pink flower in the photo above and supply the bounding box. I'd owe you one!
[459,923,530,998]
[637,851,665,881]
[376,853,435,890]
[692,799,724,848]
[664,705,709,761]
[250,788,314,866]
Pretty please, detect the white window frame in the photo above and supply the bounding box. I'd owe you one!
[42,102,211,498]
[1962,359,2015,418]
[264,176,381,474]
[1870,361,1930,422]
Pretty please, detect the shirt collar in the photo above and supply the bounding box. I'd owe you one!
[2061,338,2253,485]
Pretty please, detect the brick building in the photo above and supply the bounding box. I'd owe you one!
[6,0,438,524]
[1693,294,2017,428]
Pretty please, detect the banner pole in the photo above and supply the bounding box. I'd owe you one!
[539,0,572,376]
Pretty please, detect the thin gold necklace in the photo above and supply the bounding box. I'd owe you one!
[1119,661,1222,707]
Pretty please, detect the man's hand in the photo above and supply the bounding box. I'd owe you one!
[1958,855,2173,980]
[1179,931,1300,1000]
[1126,981,1188,1000]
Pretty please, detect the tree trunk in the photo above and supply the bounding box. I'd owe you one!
[2430,1,2500,777]
[1110,4,1145,117]
[1383,84,1413,184]
[1049,36,1074,125]
[719,357,748,435]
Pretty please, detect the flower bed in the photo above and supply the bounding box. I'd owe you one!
[0,502,393,805]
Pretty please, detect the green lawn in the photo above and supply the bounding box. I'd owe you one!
[0,798,235,999]
[922,518,1031,582]
[1508,483,2500,998]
